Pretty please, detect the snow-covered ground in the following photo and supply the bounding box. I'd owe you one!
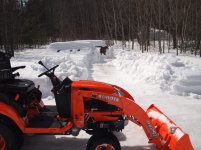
[11,41,201,149]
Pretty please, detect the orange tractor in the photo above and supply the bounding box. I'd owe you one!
[0,52,193,150]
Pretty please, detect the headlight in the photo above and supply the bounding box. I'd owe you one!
[113,90,124,97]
[113,86,124,96]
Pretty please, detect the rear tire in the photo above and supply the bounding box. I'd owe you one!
[87,131,121,150]
[12,128,24,150]
[0,116,24,150]
[0,124,17,150]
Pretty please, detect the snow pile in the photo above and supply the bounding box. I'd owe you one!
[115,50,201,98]
[48,40,106,51]
[11,40,113,98]
[31,55,88,80]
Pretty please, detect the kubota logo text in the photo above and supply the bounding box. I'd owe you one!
[98,94,119,102]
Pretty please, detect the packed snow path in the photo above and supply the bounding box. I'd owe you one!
[22,58,201,150]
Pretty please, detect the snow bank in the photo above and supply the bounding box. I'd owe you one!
[11,40,113,98]
[32,56,88,80]
[115,50,201,98]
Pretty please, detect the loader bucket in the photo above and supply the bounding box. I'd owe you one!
[146,104,193,150]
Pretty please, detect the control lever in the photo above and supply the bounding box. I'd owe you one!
[38,61,49,70]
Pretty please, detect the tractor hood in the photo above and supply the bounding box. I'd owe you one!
[72,80,134,100]
[72,80,116,94]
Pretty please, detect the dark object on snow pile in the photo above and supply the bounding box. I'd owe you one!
[57,49,61,52]
[70,50,73,52]
[96,46,108,55]
[77,49,80,51]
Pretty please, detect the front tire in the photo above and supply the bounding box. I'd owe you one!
[87,131,121,150]
[0,124,17,150]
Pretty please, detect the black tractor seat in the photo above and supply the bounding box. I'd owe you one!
[0,79,39,117]
[5,79,35,93]
[2,79,35,109]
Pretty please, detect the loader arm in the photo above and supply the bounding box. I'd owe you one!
[79,90,193,150]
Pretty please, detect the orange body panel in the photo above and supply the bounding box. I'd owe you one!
[0,102,25,131]
[71,80,128,128]
[71,88,85,128]
[24,122,73,134]
[0,102,73,134]
[72,81,134,101]
[88,112,122,121]
[72,80,117,94]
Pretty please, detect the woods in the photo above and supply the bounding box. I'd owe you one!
[0,0,201,56]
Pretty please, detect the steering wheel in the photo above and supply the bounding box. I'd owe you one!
[38,65,59,77]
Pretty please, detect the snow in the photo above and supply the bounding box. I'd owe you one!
[114,47,201,98]
[10,41,201,149]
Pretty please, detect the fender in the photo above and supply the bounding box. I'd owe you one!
[0,102,25,131]
[0,102,74,134]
